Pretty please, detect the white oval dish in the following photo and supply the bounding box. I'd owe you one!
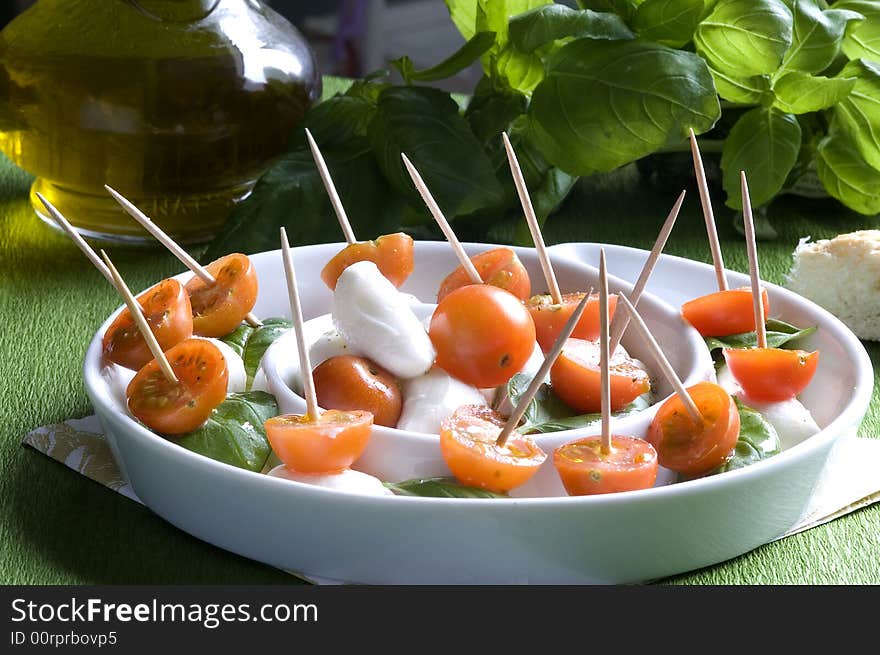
[260,243,715,496]
[83,241,873,584]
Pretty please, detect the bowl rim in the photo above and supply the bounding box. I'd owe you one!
[83,240,874,508]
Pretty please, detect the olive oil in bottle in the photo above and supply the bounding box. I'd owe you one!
[0,0,321,243]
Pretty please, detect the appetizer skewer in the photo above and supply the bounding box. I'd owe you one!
[620,293,740,476]
[101,250,229,435]
[307,131,415,290]
[104,184,262,330]
[722,173,819,402]
[553,251,659,495]
[682,131,769,336]
[264,228,374,474]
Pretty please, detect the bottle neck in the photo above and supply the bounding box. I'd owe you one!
[125,0,227,23]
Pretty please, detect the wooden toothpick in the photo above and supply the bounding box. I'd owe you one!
[608,190,685,353]
[502,132,562,304]
[689,128,728,291]
[401,152,482,285]
[105,184,262,328]
[599,249,612,454]
[495,288,593,448]
[38,192,114,285]
[740,171,767,349]
[617,294,702,425]
[100,250,178,384]
[280,227,320,420]
[305,128,357,245]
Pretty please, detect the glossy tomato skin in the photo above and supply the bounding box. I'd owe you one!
[647,381,740,476]
[723,347,818,402]
[313,355,402,427]
[126,337,228,435]
[103,278,194,370]
[553,435,658,495]
[265,409,373,474]
[681,287,770,337]
[527,292,617,352]
[550,338,650,414]
[185,253,258,337]
[430,285,536,388]
[321,232,414,290]
[437,247,531,302]
[439,405,546,493]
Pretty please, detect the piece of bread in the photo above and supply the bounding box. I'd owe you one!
[785,230,880,341]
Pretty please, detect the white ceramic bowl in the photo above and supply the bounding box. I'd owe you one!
[83,242,873,584]
[260,242,715,496]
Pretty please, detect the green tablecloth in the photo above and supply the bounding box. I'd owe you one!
[2,79,879,585]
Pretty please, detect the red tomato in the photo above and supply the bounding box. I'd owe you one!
[681,287,770,337]
[723,347,818,402]
[126,338,228,435]
[313,355,402,428]
[321,232,414,290]
[553,435,658,495]
[185,253,259,337]
[549,338,650,414]
[437,247,531,302]
[527,292,618,352]
[103,278,193,371]
[439,405,546,493]
[265,410,373,474]
[646,381,740,476]
[430,285,536,388]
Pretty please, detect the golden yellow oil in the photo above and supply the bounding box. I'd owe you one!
[0,0,320,243]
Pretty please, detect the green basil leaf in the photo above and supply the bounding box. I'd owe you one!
[720,107,802,210]
[220,318,292,387]
[833,59,880,172]
[781,0,863,74]
[704,319,817,352]
[509,5,634,52]
[368,85,506,219]
[694,0,793,77]
[716,399,781,472]
[445,0,479,40]
[709,67,773,104]
[523,396,652,434]
[577,0,641,21]
[391,31,496,84]
[633,0,706,48]
[816,128,880,214]
[772,71,856,113]
[464,77,529,146]
[385,477,507,498]
[528,38,720,176]
[836,0,880,61]
[174,391,278,472]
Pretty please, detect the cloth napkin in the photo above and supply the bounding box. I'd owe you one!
[21,416,880,577]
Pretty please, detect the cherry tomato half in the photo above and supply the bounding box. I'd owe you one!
[313,355,402,428]
[527,292,618,352]
[723,347,818,402]
[103,278,193,371]
[185,253,259,337]
[681,287,770,337]
[553,435,658,495]
[646,381,740,476]
[549,338,650,414]
[437,247,531,303]
[439,405,546,493]
[265,409,373,474]
[321,232,414,290]
[126,337,228,435]
[430,285,536,388]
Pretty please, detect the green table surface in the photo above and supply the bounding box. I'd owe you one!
[2,78,879,585]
